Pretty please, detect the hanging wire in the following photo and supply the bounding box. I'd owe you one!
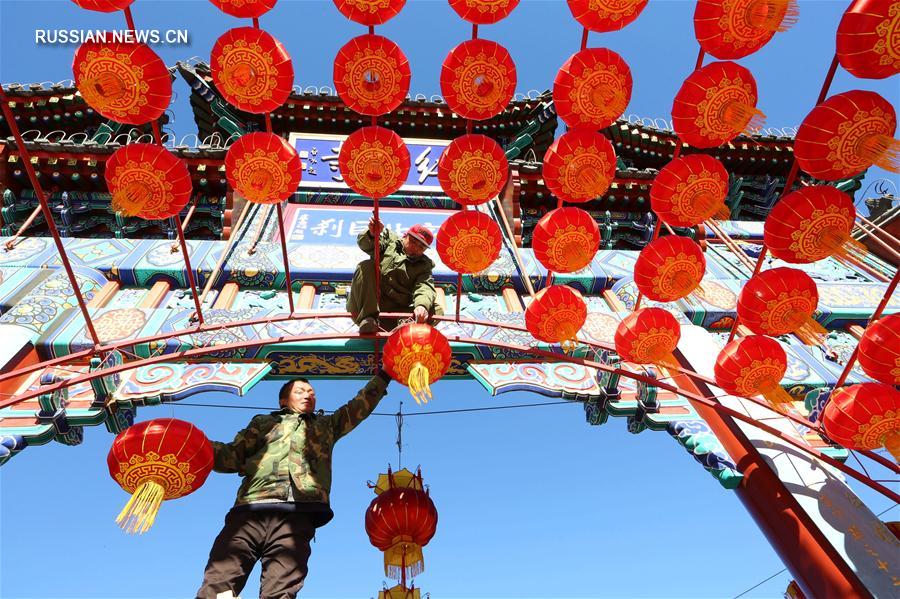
[395,400,404,468]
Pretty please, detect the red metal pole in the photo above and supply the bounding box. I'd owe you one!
[634,220,663,310]
[276,202,296,314]
[174,215,205,325]
[5,205,43,250]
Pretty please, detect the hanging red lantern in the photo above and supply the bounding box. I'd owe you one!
[438,134,508,207]
[837,0,900,80]
[107,418,214,534]
[542,130,617,204]
[650,154,731,226]
[225,132,302,204]
[339,126,410,198]
[70,0,134,12]
[449,0,519,24]
[73,41,171,126]
[553,48,632,130]
[105,144,192,220]
[525,285,587,352]
[634,236,706,303]
[209,0,277,18]
[333,34,411,116]
[794,90,898,180]
[383,324,452,404]
[694,0,798,60]
[440,39,517,121]
[332,0,406,25]
[210,27,293,114]
[531,207,600,273]
[737,267,826,338]
[715,335,794,409]
[436,210,502,274]
[822,383,900,461]
[566,0,648,32]
[671,60,765,149]
[857,313,900,386]
[763,185,863,264]
[614,307,682,369]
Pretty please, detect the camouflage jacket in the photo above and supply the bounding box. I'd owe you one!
[357,228,436,312]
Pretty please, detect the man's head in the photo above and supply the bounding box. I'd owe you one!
[279,378,316,414]
[402,224,433,258]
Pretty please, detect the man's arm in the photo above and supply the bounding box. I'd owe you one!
[357,221,397,255]
[330,370,391,439]
[211,415,264,474]
[410,268,436,317]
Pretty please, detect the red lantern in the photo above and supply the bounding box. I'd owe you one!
[531,207,600,273]
[614,307,682,369]
[383,324,452,404]
[436,210,502,274]
[553,48,632,130]
[672,60,765,149]
[209,0,276,18]
[542,130,616,204]
[107,418,214,534]
[715,335,794,409]
[634,236,706,303]
[737,267,826,338]
[70,0,134,12]
[105,144,192,220]
[339,126,410,198]
[333,0,405,25]
[763,186,863,264]
[794,90,898,180]
[438,134,508,207]
[525,285,587,351]
[449,0,519,24]
[822,383,900,461]
[210,27,293,114]
[650,154,730,226]
[566,0,648,32]
[73,41,171,126]
[837,0,899,80]
[225,132,302,204]
[440,39,517,121]
[333,34,411,116]
[694,0,798,60]
[858,313,900,386]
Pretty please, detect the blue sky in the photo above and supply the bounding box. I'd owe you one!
[0,1,898,598]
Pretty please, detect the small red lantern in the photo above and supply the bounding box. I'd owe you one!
[333,34,411,117]
[449,0,519,24]
[822,383,900,461]
[737,267,826,338]
[70,0,134,12]
[107,418,214,534]
[339,126,410,198]
[694,0,798,60]
[73,41,171,126]
[209,0,276,18]
[531,207,600,273]
[332,0,406,25]
[210,27,293,114]
[614,307,682,369]
[715,335,793,409]
[553,48,632,130]
[225,132,302,204]
[383,324,452,404]
[438,134,508,207]
[794,90,898,180]
[650,154,730,226]
[566,0,648,32]
[634,236,706,303]
[105,144,192,220]
[440,39,517,121]
[858,313,900,386]
[436,210,502,274]
[672,60,765,149]
[525,285,587,352]
[542,130,617,204]
[837,0,899,80]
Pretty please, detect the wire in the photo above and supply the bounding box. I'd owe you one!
[172,400,578,416]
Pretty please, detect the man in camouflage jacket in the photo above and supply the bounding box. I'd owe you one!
[196,370,391,599]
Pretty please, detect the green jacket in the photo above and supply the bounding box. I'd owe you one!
[358,228,436,312]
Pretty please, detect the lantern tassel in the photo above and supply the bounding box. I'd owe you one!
[407,362,433,405]
[116,479,165,534]
[722,101,766,136]
[884,430,899,462]
[654,352,682,372]
[760,385,795,411]
[384,540,424,581]
[860,135,900,174]
[797,316,827,345]
[748,0,799,32]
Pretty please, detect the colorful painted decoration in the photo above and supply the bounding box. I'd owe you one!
[449,0,519,23]
[737,267,826,338]
[822,383,900,461]
[107,418,213,534]
[333,34,411,116]
[339,126,410,198]
[694,0,798,60]
[531,207,600,273]
[553,48,632,130]
[525,285,587,352]
[225,132,302,204]
[209,0,277,18]
[650,154,730,226]
[763,186,862,264]
[794,90,898,180]
[70,0,134,12]
[105,144,192,220]
[614,307,682,369]
[440,38,517,121]
[836,0,900,80]
[671,60,765,149]
[715,335,793,409]
[210,27,293,114]
[436,210,502,274]
[634,236,706,303]
[383,324,452,404]
[566,0,648,32]
[542,130,616,203]
[332,0,406,25]
[437,134,508,206]
[857,313,900,386]
[73,41,171,126]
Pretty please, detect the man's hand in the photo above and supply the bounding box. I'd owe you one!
[413,305,429,323]
[368,216,384,237]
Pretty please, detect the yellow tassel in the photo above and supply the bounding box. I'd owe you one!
[859,135,900,174]
[407,362,433,405]
[384,540,424,581]
[747,0,799,32]
[116,479,165,535]
[760,384,794,411]
[884,430,900,462]
[797,317,826,345]
[654,352,681,372]
[723,102,766,137]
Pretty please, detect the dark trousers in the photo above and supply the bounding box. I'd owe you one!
[196,510,315,599]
